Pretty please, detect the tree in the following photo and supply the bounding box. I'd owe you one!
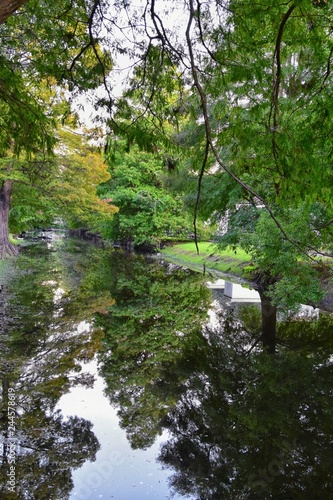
[51,127,118,232]
[98,142,196,249]
[98,45,206,249]
[111,3,333,230]
[107,0,333,351]
[0,72,55,257]
[2,0,333,329]
[0,0,113,257]
[216,203,332,353]
[1,124,118,254]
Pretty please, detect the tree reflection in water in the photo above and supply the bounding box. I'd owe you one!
[1,237,332,499]
[98,258,333,500]
[0,236,116,499]
[97,251,212,450]
[158,306,333,499]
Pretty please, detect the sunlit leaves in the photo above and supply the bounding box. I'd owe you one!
[52,127,118,231]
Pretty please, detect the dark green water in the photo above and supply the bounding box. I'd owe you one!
[0,233,333,499]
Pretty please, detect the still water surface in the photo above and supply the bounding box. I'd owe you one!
[1,233,333,499]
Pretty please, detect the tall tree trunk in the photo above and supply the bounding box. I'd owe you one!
[0,181,19,259]
[259,291,277,355]
[0,0,28,25]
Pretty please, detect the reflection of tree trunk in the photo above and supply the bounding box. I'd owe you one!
[259,292,277,355]
[0,181,19,259]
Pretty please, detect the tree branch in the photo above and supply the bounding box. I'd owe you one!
[270,4,297,129]
[185,0,318,262]
[268,4,297,185]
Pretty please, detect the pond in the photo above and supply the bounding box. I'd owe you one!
[0,233,333,499]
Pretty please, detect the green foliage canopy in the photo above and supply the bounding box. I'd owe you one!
[99,143,195,247]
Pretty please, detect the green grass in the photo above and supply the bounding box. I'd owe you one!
[9,234,22,245]
[161,241,252,277]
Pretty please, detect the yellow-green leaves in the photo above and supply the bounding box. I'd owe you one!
[53,127,118,230]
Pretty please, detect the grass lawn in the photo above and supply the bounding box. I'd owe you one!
[161,241,253,277]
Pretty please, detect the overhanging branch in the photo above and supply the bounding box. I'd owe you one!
[185,0,317,261]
